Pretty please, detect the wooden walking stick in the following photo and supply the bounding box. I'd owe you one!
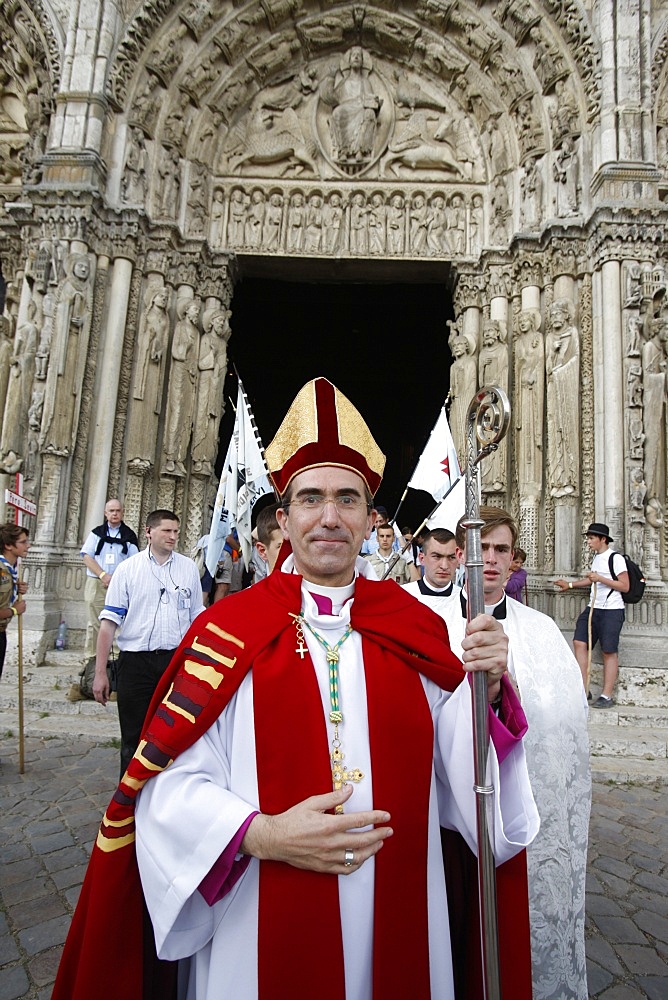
[586,582,597,695]
[17,592,25,775]
[462,386,510,1000]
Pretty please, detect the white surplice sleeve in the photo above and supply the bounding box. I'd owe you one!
[430,679,540,863]
[135,676,259,959]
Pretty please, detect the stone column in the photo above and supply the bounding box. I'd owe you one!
[601,259,625,541]
[82,255,133,533]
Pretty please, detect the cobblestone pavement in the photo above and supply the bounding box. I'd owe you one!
[0,735,666,1000]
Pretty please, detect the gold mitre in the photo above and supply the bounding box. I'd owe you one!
[265,377,385,496]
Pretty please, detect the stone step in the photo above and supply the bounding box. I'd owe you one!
[587,703,668,729]
[0,708,120,743]
[589,756,667,785]
[588,724,667,760]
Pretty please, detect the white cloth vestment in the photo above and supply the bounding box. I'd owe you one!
[412,588,591,1000]
[136,578,539,1000]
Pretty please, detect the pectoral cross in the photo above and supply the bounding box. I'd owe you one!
[331,745,364,814]
[295,638,308,659]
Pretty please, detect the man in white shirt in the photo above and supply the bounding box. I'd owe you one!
[93,508,204,775]
[554,521,629,707]
[54,380,539,1000]
[79,499,138,662]
[365,523,412,584]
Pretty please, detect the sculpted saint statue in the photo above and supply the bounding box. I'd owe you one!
[514,308,544,498]
[127,285,171,466]
[545,299,580,497]
[162,297,201,476]
[0,296,39,470]
[319,47,382,166]
[0,316,15,448]
[640,311,668,506]
[448,330,478,462]
[41,254,92,456]
[192,308,232,476]
[478,319,508,491]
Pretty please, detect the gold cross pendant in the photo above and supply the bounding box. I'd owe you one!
[331,745,364,814]
[295,639,308,659]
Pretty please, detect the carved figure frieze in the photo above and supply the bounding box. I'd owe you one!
[384,107,478,181]
[482,117,508,178]
[208,181,484,258]
[296,12,356,55]
[122,125,148,204]
[490,174,511,244]
[519,155,543,230]
[514,308,544,499]
[215,10,267,65]
[127,283,171,466]
[552,136,580,216]
[0,293,39,472]
[415,0,457,34]
[479,318,508,491]
[147,23,190,86]
[318,47,387,175]
[130,72,163,137]
[224,102,318,177]
[413,35,468,81]
[162,296,201,477]
[550,78,581,144]
[40,253,94,459]
[640,305,667,511]
[448,327,478,461]
[529,25,568,93]
[192,307,232,476]
[513,97,545,160]
[449,9,501,68]
[187,163,210,237]
[360,10,420,61]
[545,299,580,498]
[155,146,182,218]
[493,0,541,46]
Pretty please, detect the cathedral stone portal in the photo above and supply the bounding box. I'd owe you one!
[1,1,668,701]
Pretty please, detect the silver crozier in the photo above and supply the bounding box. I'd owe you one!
[462,385,511,1000]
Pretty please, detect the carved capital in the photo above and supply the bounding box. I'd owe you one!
[452,271,484,311]
[515,256,543,290]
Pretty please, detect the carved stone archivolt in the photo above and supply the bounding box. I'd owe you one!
[4,0,668,666]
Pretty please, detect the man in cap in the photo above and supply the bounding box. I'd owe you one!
[54,378,538,1000]
[413,508,590,1000]
[554,521,629,707]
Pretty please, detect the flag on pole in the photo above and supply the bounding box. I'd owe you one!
[206,379,273,575]
[426,475,466,532]
[408,406,461,503]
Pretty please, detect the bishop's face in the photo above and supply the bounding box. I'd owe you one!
[277,467,374,587]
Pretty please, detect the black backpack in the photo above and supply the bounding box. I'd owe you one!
[609,552,646,604]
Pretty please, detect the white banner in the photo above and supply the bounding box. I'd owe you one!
[408,407,461,503]
[206,381,273,575]
[425,475,466,533]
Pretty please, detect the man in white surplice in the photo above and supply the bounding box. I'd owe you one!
[407,506,590,1000]
[134,379,540,1000]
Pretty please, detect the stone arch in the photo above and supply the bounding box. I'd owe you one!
[0,0,58,192]
[106,1,594,255]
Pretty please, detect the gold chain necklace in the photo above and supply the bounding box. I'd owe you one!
[290,613,364,813]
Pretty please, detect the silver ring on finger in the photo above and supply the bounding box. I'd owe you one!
[344,848,354,867]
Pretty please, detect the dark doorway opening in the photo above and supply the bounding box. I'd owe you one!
[220,275,455,532]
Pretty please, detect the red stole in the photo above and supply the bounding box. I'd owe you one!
[52,571,529,1000]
